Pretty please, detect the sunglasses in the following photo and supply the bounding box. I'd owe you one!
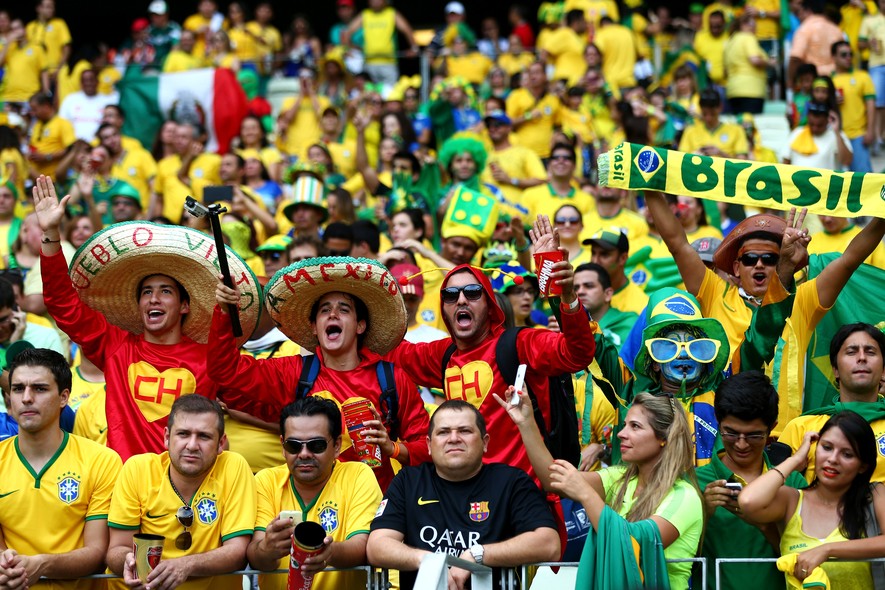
[739,252,779,267]
[283,437,330,455]
[327,249,351,256]
[646,337,721,363]
[441,284,484,304]
[838,51,853,57]
[508,286,538,298]
[175,506,194,550]
[550,154,575,162]
[554,216,581,225]
[260,251,284,262]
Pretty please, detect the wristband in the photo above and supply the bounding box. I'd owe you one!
[390,440,401,459]
[566,297,581,311]
[42,236,60,244]
[771,467,786,482]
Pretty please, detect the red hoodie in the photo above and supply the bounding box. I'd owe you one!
[388,264,596,480]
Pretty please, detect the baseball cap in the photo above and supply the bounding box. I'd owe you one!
[390,263,423,298]
[148,0,167,14]
[691,237,722,263]
[256,235,293,253]
[445,1,465,15]
[807,101,829,115]
[582,227,629,253]
[132,17,150,33]
[337,0,355,6]
[483,110,511,126]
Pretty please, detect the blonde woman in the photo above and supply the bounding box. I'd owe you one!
[496,390,704,589]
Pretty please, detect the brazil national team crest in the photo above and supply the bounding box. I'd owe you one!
[196,497,218,524]
[469,501,489,522]
[57,474,80,504]
[877,433,885,457]
[319,501,340,533]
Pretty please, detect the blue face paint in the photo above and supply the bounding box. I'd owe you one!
[658,329,704,386]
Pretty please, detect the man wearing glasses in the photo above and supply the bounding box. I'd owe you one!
[695,370,807,590]
[520,142,593,223]
[248,396,382,590]
[646,194,885,429]
[832,40,876,173]
[107,395,256,590]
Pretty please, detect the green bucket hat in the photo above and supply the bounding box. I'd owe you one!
[634,288,730,379]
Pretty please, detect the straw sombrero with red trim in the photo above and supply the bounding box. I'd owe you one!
[264,256,407,354]
[68,221,261,346]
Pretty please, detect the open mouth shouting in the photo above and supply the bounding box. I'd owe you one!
[751,271,768,289]
[455,308,473,330]
[325,324,343,342]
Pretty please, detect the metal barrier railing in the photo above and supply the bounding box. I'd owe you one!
[714,557,885,590]
[518,557,706,590]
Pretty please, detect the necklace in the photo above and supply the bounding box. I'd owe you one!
[168,468,191,506]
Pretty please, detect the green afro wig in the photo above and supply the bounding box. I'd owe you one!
[438,136,487,175]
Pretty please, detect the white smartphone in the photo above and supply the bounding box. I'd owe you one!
[511,364,527,405]
[279,510,302,526]
[724,482,743,492]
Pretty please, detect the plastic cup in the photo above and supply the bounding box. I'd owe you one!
[341,399,382,469]
[133,534,164,584]
[287,521,327,590]
[534,250,565,297]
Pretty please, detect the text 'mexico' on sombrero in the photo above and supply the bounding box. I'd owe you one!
[264,256,407,355]
[68,221,261,346]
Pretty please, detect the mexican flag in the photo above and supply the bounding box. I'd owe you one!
[803,253,885,411]
[117,68,248,154]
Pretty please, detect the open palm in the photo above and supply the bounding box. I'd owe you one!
[32,175,70,233]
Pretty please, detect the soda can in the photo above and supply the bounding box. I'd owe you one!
[133,534,165,584]
[287,521,327,590]
[341,398,382,468]
[534,250,565,297]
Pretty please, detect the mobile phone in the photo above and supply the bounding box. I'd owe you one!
[725,482,743,492]
[279,510,302,526]
[511,364,527,405]
[203,185,234,205]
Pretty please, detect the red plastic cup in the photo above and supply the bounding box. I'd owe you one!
[534,250,565,297]
[341,399,382,469]
[287,521,327,590]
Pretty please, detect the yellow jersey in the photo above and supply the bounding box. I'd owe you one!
[480,145,548,209]
[1,42,47,103]
[610,279,649,316]
[108,451,256,590]
[497,52,535,76]
[0,432,121,590]
[693,31,728,85]
[445,53,494,85]
[542,27,587,85]
[506,89,561,158]
[594,24,638,88]
[154,153,222,223]
[278,96,331,158]
[362,7,397,65]
[73,389,108,446]
[746,0,781,40]
[69,366,106,412]
[30,116,76,177]
[228,26,262,63]
[163,50,204,73]
[183,14,228,60]
[808,224,885,269]
[0,147,28,197]
[254,461,383,590]
[678,121,749,157]
[522,183,596,223]
[111,148,157,210]
[581,206,649,245]
[56,59,90,107]
[565,0,620,27]
[25,17,71,71]
[833,70,876,139]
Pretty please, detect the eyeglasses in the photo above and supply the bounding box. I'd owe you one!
[175,506,194,550]
[441,284,484,304]
[838,51,853,58]
[645,337,721,363]
[554,216,581,225]
[739,252,779,267]
[327,249,351,256]
[283,437,330,455]
[550,154,575,162]
[720,431,768,444]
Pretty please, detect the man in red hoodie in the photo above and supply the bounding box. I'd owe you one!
[387,216,596,480]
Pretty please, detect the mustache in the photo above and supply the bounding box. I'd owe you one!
[293,459,319,468]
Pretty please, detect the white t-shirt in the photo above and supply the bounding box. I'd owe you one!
[58,91,120,141]
[780,126,853,170]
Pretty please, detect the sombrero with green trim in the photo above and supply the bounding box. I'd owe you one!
[264,256,407,354]
[68,221,261,346]
[634,287,730,378]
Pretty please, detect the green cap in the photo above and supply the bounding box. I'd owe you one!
[256,235,293,253]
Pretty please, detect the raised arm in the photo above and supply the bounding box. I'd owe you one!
[644,191,707,294]
[816,217,885,308]
[739,431,815,523]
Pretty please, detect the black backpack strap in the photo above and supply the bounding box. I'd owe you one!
[376,360,400,440]
[495,327,549,438]
[439,341,458,393]
[296,354,321,399]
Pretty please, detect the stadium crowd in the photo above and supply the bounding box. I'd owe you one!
[2,0,885,589]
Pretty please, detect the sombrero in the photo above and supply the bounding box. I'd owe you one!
[69,221,261,346]
[712,214,807,274]
[264,256,406,354]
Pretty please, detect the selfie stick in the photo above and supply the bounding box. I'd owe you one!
[184,196,242,337]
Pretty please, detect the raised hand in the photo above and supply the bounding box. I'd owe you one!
[32,175,70,234]
[528,214,558,254]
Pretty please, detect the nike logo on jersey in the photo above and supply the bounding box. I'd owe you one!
[417,497,439,505]
[99,427,108,434]
[146,511,169,519]
[0,490,19,498]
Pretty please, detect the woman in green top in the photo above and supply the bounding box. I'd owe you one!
[740,411,885,588]
[496,389,704,589]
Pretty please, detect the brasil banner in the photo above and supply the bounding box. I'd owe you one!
[598,142,885,218]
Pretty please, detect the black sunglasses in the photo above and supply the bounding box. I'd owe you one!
[441,284,484,304]
[283,437,330,455]
[261,251,284,262]
[739,253,779,267]
[175,506,194,550]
